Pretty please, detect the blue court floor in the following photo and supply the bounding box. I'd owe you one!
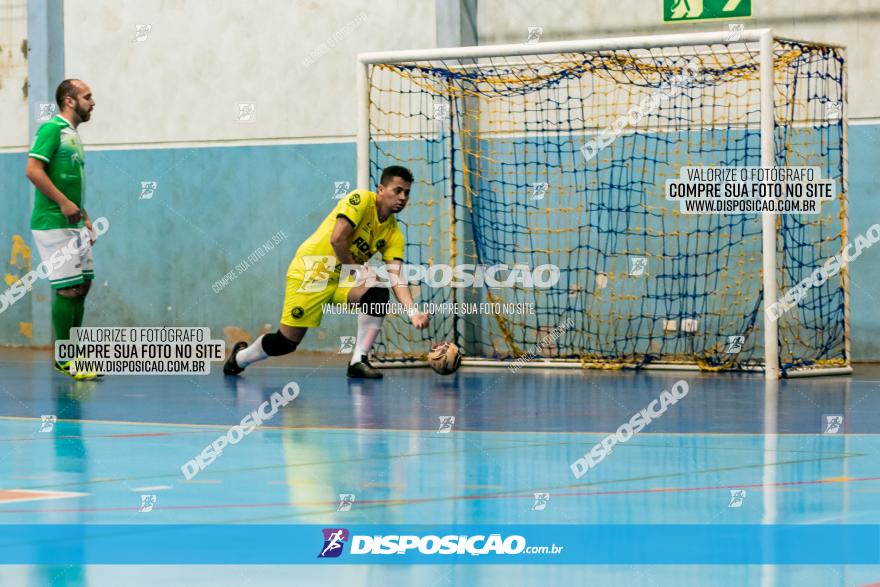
[1,348,879,586]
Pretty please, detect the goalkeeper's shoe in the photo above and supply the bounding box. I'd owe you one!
[54,360,100,381]
[223,342,248,376]
[347,356,383,379]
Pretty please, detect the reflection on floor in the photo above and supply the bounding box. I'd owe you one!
[1,351,878,586]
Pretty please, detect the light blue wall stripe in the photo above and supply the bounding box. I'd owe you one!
[1,126,878,358]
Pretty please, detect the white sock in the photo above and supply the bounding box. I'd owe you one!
[236,335,269,368]
[351,314,383,365]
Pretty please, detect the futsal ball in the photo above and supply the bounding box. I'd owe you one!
[428,342,462,375]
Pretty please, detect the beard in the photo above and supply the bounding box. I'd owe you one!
[75,104,91,122]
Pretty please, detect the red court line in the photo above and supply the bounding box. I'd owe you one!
[0,431,206,442]
[2,475,879,514]
[103,432,175,438]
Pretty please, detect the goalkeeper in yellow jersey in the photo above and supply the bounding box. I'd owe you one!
[224,166,428,379]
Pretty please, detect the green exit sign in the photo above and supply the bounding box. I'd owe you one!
[663,0,751,22]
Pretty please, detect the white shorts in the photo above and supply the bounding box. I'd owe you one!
[31,228,95,289]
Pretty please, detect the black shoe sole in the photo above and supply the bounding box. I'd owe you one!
[346,363,384,379]
[223,342,249,376]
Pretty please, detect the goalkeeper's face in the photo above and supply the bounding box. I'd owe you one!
[378,176,412,214]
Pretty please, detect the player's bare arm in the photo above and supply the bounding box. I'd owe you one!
[330,217,375,302]
[25,157,82,224]
[329,217,360,267]
[386,262,428,329]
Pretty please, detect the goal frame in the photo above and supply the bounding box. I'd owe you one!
[356,29,851,379]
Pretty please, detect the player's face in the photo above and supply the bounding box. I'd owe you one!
[68,82,95,122]
[379,177,412,213]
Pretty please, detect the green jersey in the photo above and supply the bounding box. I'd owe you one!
[28,115,86,230]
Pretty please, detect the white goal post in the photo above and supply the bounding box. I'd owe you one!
[357,29,850,379]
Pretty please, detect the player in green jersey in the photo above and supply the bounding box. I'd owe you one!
[25,79,98,379]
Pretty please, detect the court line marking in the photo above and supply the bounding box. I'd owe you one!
[203,455,879,523]
[0,426,868,494]
[0,489,87,505]
[1,474,876,515]
[2,415,879,436]
[3,436,866,493]
[0,424,858,458]
[220,472,880,525]
[2,448,866,506]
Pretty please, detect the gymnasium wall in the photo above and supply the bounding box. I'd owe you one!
[0,0,436,350]
[0,0,879,361]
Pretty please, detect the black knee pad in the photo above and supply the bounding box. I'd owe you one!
[260,331,298,356]
[358,287,390,317]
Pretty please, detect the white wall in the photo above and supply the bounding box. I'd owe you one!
[4,1,878,148]
[62,0,436,146]
[0,0,29,149]
[478,0,880,120]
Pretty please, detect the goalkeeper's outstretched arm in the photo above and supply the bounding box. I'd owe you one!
[387,261,428,329]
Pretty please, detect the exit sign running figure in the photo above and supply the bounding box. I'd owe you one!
[663,0,751,22]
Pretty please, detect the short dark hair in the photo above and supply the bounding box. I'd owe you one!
[380,165,414,185]
[55,79,81,107]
